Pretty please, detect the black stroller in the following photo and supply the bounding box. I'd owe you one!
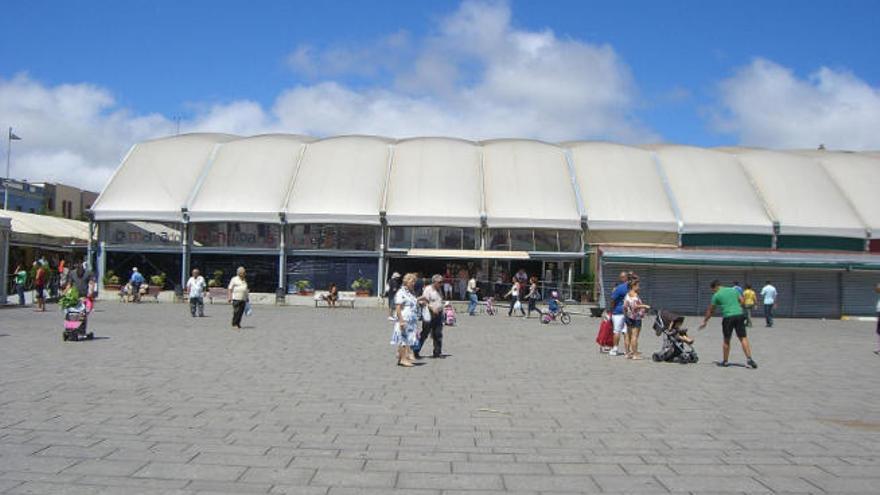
[651,310,698,364]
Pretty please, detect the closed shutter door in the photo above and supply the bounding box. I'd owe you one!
[842,272,880,316]
[650,267,699,315]
[746,271,794,318]
[792,271,841,318]
[602,263,652,309]
[696,269,747,313]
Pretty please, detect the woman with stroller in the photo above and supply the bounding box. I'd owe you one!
[623,278,650,359]
[391,273,420,367]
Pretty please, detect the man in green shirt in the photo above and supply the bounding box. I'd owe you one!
[699,279,757,369]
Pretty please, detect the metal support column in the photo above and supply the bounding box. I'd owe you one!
[377,225,386,303]
[180,211,190,297]
[87,218,95,270]
[96,240,106,296]
[277,216,286,303]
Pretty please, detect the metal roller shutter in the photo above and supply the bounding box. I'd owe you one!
[649,267,699,315]
[792,271,841,318]
[841,271,880,316]
[602,264,650,309]
[746,271,794,318]
[697,269,747,313]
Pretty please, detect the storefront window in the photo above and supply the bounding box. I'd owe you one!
[558,230,583,252]
[391,226,480,250]
[103,221,183,247]
[511,229,535,251]
[534,230,558,251]
[192,222,279,249]
[286,256,378,294]
[488,229,582,252]
[288,224,377,251]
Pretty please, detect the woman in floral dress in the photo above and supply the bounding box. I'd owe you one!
[391,273,420,367]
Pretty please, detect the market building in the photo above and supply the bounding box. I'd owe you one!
[88,133,880,316]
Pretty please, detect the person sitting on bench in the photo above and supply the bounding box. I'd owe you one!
[322,283,339,308]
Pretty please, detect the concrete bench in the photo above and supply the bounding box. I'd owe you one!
[314,291,356,308]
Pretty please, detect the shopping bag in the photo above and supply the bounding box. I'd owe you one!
[422,306,432,322]
[513,300,522,311]
[244,302,253,317]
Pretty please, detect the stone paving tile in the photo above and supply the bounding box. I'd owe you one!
[2,305,880,494]
[132,462,246,481]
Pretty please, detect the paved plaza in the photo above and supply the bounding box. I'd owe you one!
[1,302,879,494]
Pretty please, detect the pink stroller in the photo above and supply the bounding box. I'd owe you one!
[444,302,457,326]
[63,298,94,342]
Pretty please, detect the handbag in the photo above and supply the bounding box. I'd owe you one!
[422,306,432,322]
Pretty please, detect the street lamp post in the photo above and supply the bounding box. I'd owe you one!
[4,127,22,211]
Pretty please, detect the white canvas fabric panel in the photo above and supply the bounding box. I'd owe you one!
[385,138,482,227]
[187,134,311,223]
[92,133,237,221]
[285,136,390,225]
[654,145,773,234]
[567,142,678,232]
[802,151,880,238]
[481,140,581,229]
[2,209,90,241]
[731,149,865,238]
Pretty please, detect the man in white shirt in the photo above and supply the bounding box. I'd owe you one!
[760,280,778,328]
[186,268,207,317]
[416,274,446,359]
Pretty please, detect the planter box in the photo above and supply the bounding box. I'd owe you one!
[104,284,121,293]
[207,287,227,303]
[355,289,370,297]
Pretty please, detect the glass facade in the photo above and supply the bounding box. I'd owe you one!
[190,253,279,292]
[389,227,480,250]
[487,229,583,252]
[286,256,378,294]
[192,223,280,249]
[288,224,377,251]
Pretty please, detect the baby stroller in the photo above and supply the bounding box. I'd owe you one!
[63,298,94,342]
[651,309,698,364]
[484,296,497,316]
[444,301,457,326]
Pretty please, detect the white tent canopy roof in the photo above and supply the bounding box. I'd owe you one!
[799,151,880,239]
[385,138,482,227]
[284,136,391,225]
[93,134,875,242]
[568,142,678,232]
[1,209,91,246]
[481,140,581,230]
[186,134,312,223]
[726,149,865,238]
[92,133,238,222]
[653,145,774,235]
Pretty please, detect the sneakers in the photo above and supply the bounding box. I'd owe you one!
[608,347,619,356]
[717,361,729,367]
[747,358,758,369]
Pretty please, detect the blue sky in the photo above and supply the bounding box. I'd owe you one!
[1,0,879,189]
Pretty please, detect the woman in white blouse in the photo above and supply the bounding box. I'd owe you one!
[227,266,249,330]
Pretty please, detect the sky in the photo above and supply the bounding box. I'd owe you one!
[1,0,879,191]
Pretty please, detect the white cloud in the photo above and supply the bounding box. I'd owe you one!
[0,73,174,192]
[0,0,654,193]
[714,58,880,150]
[278,0,652,141]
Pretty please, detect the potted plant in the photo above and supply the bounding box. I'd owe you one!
[351,277,372,297]
[207,269,226,302]
[149,272,167,290]
[295,279,313,295]
[103,270,121,292]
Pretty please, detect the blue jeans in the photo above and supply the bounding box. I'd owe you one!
[468,292,478,315]
[764,303,774,327]
[15,283,25,305]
